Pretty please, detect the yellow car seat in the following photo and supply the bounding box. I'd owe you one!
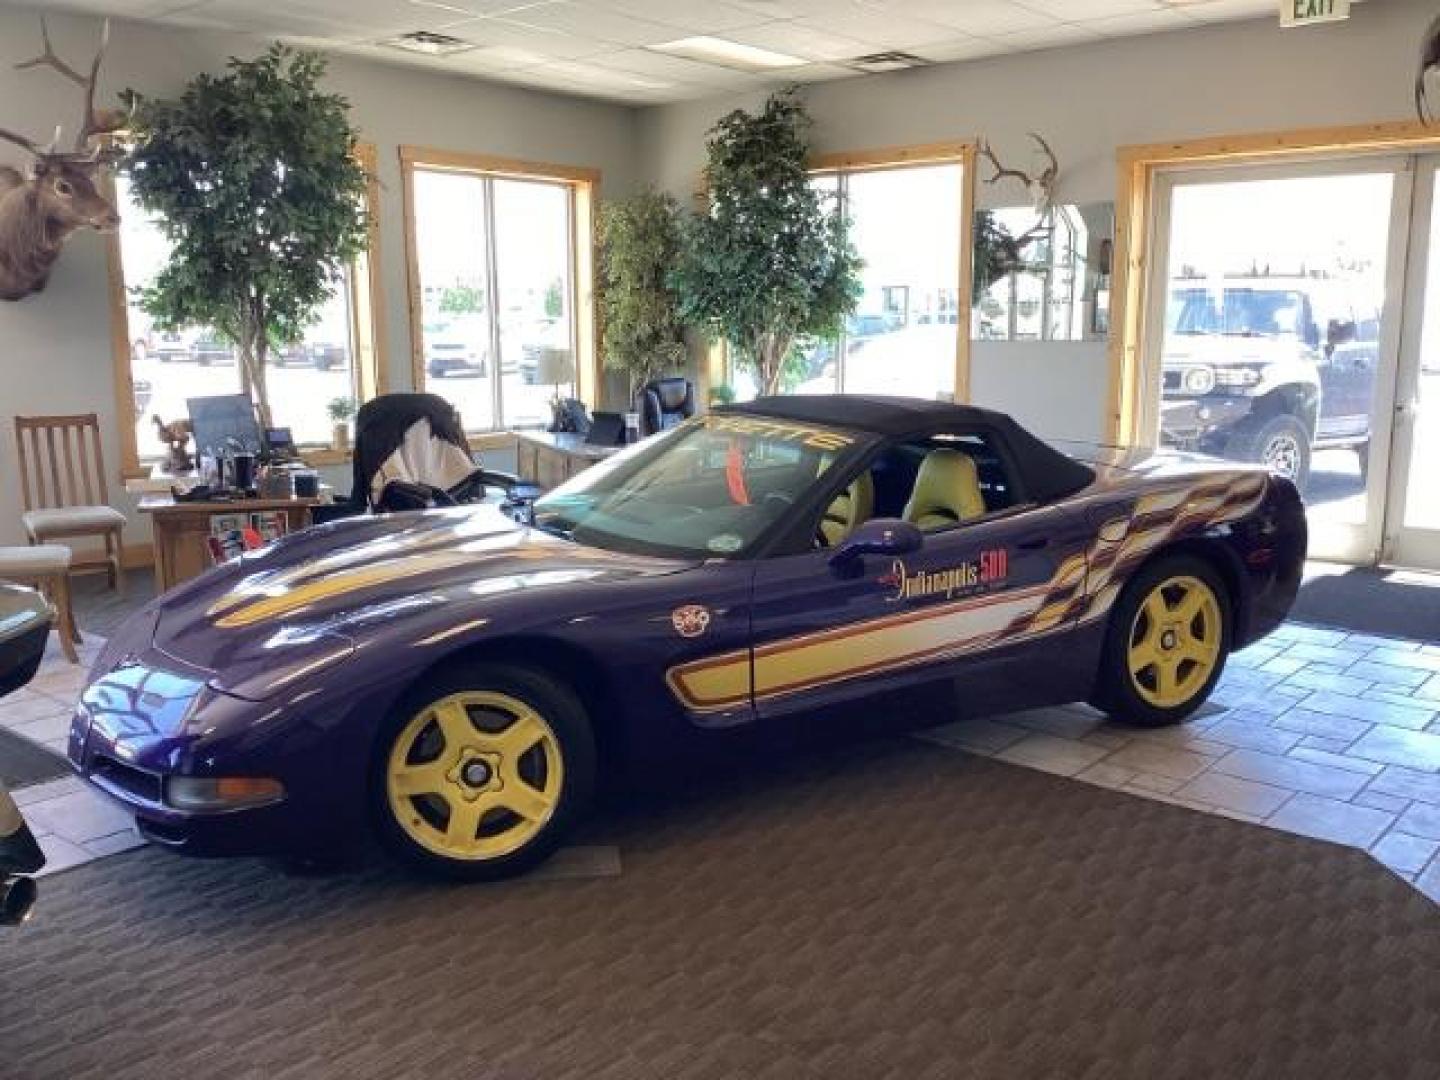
[819,471,875,546]
[902,449,986,530]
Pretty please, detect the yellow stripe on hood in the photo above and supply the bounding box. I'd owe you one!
[211,550,479,628]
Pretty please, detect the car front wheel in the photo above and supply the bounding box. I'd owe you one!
[372,663,596,880]
[1094,555,1231,728]
[1226,413,1311,491]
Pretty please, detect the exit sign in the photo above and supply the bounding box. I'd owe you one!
[1280,0,1350,27]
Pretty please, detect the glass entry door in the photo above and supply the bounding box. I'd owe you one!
[1388,158,1440,569]
[1142,158,1413,565]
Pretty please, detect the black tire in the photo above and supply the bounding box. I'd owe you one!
[1225,413,1311,492]
[371,662,596,881]
[1092,554,1232,728]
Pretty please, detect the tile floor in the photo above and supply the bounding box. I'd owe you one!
[4,621,1440,903]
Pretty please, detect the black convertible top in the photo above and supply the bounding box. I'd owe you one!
[726,394,1096,504]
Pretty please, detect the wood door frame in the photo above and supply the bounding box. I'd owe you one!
[1108,120,1440,448]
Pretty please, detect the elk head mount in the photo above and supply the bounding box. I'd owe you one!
[977,133,1059,216]
[974,133,1062,284]
[0,19,128,301]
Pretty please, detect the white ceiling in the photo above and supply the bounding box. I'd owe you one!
[19,1,1355,105]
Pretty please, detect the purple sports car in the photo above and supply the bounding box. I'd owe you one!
[70,397,1306,879]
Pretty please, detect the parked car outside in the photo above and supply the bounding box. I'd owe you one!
[132,378,152,419]
[426,319,488,379]
[1159,276,1379,489]
[192,332,236,367]
[275,341,347,370]
[150,328,198,364]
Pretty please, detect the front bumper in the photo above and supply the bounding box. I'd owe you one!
[1160,394,1256,449]
[67,653,375,858]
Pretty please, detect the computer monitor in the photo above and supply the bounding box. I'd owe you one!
[187,394,263,459]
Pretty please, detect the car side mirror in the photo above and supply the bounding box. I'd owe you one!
[829,518,923,573]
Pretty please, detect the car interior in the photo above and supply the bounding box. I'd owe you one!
[817,432,1020,546]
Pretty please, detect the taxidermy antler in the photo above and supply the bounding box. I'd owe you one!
[0,18,129,301]
[1417,12,1440,124]
[978,133,1059,215]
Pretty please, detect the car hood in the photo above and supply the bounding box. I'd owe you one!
[151,505,697,683]
[1162,335,1307,366]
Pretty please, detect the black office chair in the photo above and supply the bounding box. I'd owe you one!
[637,377,695,437]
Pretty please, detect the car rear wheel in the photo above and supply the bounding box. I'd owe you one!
[1094,555,1231,728]
[372,662,596,880]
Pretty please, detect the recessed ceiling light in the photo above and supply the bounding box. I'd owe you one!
[378,30,478,57]
[651,36,807,71]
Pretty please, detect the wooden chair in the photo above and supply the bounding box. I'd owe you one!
[14,413,126,594]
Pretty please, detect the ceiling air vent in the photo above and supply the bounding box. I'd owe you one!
[847,51,929,74]
[378,31,478,58]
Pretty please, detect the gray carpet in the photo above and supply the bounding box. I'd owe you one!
[3,740,1437,1080]
[0,727,69,788]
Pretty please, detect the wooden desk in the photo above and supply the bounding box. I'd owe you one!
[138,496,320,592]
[515,430,621,490]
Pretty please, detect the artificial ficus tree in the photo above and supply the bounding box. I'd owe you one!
[673,88,861,397]
[597,189,687,400]
[122,45,369,429]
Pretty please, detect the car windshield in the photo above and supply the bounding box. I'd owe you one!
[532,415,863,559]
[1169,287,1307,338]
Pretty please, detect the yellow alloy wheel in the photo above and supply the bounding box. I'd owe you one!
[1126,574,1222,709]
[386,691,564,861]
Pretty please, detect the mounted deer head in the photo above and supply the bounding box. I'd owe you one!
[0,19,128,301]
[978,133,1059,216]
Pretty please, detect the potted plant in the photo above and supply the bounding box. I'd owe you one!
[327,396,356,451]
[673,88,862,397]
[597,190,687,401]
[121,45,371,430]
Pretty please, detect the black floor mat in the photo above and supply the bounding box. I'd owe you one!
[1292,563,1440,640]
[0,727,70,788]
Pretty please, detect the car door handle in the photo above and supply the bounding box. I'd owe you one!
[1016,535,1049,551]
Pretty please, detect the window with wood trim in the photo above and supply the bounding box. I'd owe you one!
[721,143,975,404]
[107,142,384,477]
[400,147,599,433]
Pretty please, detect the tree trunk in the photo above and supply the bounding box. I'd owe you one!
[759,332,792,397]
[239,303,274,431]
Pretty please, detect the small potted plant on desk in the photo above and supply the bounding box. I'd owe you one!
[328,396,357,452]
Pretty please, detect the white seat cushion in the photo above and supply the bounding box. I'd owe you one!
[0,544,72,576]
[22,505,126,539]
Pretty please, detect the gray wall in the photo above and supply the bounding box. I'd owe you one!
[2,0,1434,551]
[637,0,1433,440]
[0,3,641,547]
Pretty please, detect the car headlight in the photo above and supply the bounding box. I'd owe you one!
[1214,364,1268,389]
[1183,366,1216,394]
[166,776,285,812]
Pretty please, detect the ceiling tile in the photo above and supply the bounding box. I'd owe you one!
[597,0,777,33]
[916,36,1011,64]
[435,15,612,58]
[722,21,874,63]
[992,21,1105,51]
[870,1,1045,37]
[1020,0,1163,19]
[1085,8,1194,35]
[791,10,974,51]
[493,2,681,48]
